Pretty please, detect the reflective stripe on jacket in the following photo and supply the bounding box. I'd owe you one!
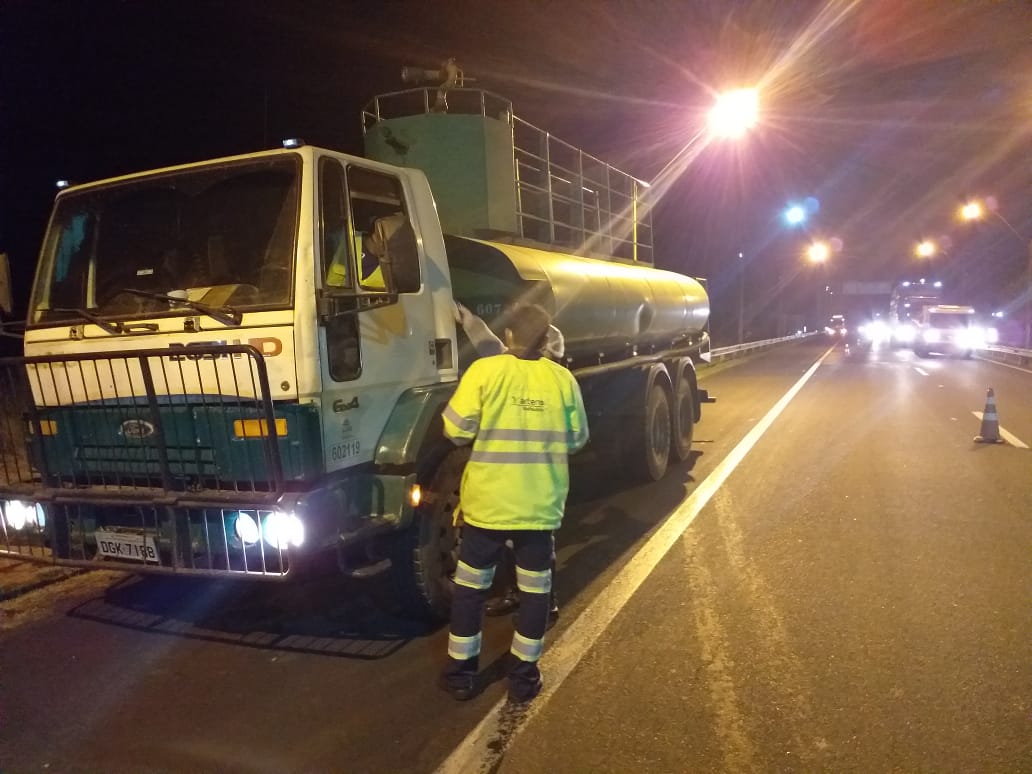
[442,353,588,531]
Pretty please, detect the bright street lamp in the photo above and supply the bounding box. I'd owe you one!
[807,241,830,263]
[915,239,937,259]
[959,201,984,222]
[707,88,759,139]
[784,204,806,226]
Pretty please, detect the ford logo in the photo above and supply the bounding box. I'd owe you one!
[120,419,156,439]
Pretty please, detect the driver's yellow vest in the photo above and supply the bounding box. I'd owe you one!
[442,353,588,531]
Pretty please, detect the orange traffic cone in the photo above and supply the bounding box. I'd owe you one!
[974,387,1004,444]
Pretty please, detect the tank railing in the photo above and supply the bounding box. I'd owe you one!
[362,86,653,264]
[512,114,653,264]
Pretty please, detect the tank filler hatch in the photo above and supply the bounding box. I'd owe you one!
[362,62,653,265]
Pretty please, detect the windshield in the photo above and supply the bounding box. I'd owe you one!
[928,312,972,329]
[29,156,300,326]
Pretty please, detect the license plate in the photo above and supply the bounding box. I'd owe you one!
[94,529,159,563]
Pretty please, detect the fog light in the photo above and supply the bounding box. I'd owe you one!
[263,511,304,550]
[233,511,261,546]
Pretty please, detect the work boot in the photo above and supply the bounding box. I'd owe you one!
[438,671,477,701]
[508,675,543,704]
[485,588,519,617]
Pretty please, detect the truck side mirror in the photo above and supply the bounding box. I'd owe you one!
[363,214,420,294]
[0,252,12,315]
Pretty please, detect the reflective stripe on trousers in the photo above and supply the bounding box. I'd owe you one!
[444,524,554,679]
[511,630,544,662]
[516,565,552,594]
[448,632,482,660]
[454,560,495,591]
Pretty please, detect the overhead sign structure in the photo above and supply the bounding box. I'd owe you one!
[841,280,893,296]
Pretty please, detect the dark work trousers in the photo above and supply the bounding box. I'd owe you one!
[492,541,557,609]
[444,524,553,688]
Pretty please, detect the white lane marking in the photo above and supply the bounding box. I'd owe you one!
[972,412,1030,448]
[914,367,930,376]
[436,350,836,774]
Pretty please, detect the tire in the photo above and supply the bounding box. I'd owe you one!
[670,372,695,464]
[629,381,671,482]
[390,446,467,621]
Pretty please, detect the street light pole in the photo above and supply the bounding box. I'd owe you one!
[806,241,831,327]
[959,200,1031,347]
[737,251,745,345]
[705,89,758,347]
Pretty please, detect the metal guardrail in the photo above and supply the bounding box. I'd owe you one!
[981,343,1032,366]
[706,332,819,365]
[703,336,1032,368]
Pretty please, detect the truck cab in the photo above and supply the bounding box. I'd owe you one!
[912,304,997,358]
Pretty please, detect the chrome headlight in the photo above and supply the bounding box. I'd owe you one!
[263,511,305,550]
[232,511,261,546]
[2,500,45,531]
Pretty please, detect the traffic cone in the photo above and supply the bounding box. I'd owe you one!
[974,387,1004,444]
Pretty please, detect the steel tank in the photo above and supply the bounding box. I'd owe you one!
[445,235,709,366]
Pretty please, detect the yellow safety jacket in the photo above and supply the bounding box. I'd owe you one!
[443,353,589,531]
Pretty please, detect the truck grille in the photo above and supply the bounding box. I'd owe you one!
[0,344,326,576]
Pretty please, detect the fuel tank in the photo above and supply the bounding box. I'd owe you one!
[445,235,709,367]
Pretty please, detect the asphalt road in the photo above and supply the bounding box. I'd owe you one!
[2,339,1030,773]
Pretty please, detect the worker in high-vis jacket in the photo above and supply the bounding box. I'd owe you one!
[454,301,564,622]
[439,303,588,703]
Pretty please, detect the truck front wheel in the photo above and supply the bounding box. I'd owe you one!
[390,446,467,621]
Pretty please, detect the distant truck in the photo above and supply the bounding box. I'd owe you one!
[911,304,997,358]
[824,314,847,339]
[0,76,713,619]
[888,278,943,347]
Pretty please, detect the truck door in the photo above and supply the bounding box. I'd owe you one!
[316,158,443,472]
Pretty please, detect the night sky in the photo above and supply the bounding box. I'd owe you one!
[3,0,1030,342]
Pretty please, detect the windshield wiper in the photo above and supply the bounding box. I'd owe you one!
[120,288,243,327]
[51,307,125,334]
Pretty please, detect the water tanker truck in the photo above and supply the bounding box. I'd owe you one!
[0,76,712,619]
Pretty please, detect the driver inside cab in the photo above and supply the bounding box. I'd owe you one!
[325,219,389,291]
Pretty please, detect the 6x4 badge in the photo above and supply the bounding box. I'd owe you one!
[120,419,156,439]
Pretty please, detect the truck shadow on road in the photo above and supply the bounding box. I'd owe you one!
[67,571,426,660]
[64,451,703,662]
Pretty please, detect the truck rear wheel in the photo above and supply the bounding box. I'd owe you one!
[390,447,467,621]
[630,382,671,482]
[670,374,695,463]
